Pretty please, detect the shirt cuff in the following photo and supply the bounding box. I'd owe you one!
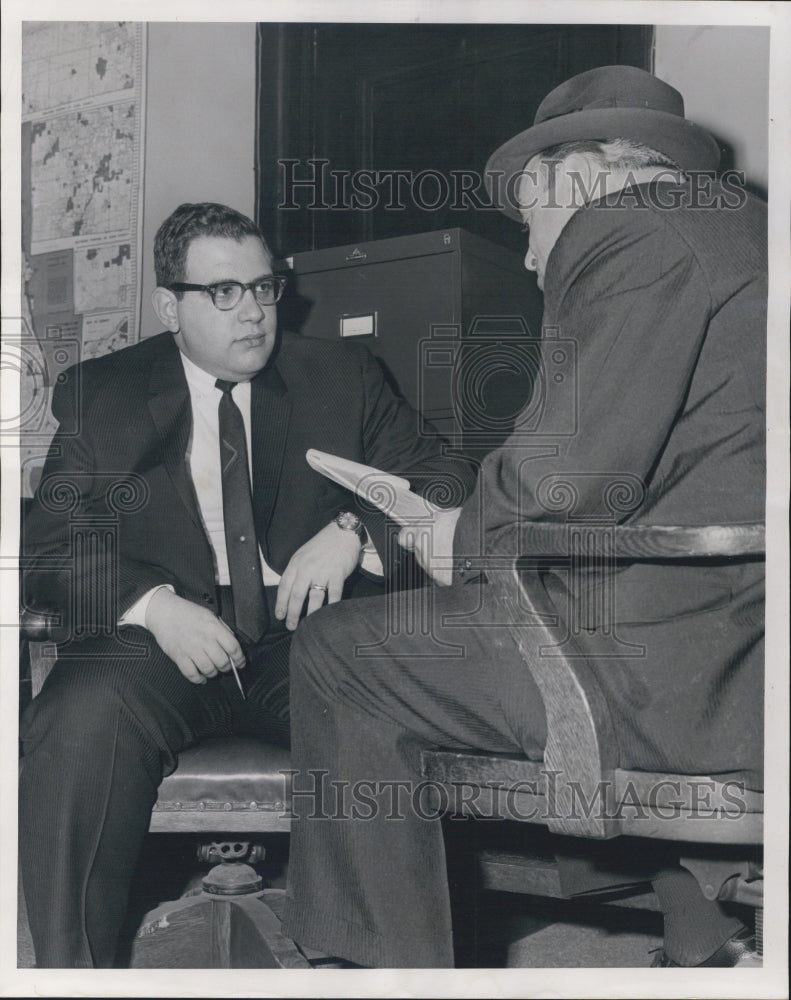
[360,546,384,577]
[118,584,175,629]
[359,529,384,578]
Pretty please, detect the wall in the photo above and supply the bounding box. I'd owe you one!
[141,22,257,337]
[138,23,771,337]
[654,25,769,193]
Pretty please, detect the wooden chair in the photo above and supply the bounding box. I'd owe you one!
[421,522,765,956]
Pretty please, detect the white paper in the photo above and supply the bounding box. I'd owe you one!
[306,448,442,524]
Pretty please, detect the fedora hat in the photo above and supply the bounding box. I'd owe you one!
[486,65,720,221]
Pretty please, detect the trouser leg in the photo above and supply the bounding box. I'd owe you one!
[234,626,293,746]
[19,628,236,968]
[651,869,745,965]
[282,580,547,967]
[229,582,374,746]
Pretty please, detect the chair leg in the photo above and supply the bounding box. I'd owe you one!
[130,865,310,968]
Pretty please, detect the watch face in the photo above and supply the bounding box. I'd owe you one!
[335,511,362,532]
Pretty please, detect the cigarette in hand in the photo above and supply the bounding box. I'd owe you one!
[228,654,245,700]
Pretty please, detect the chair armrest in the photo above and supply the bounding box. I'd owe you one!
[20,602,62,642]
[516,522,765,559]
[486,564,622,838]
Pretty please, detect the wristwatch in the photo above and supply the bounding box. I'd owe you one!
[333,510,365,538]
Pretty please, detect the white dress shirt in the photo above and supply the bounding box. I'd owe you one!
[179,352,283,587]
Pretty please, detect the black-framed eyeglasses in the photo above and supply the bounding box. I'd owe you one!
[169,276,287,310]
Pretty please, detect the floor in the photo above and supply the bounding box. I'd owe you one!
[466,894,662,968]
[17,831,664,969]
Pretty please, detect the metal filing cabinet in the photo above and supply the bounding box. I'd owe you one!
[279,228,544,457]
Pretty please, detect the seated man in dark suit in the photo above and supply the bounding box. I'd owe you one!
[281,66,765,968]
[19,201,476,968]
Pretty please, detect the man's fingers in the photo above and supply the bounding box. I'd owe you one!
[274,569,296,621]
[175,656,208,685]
[148,594,249,677]
[326,576,343,605]
[279,574,332,628]
[172,628,244,683]
[285,579,311,630]
[205,638,240,674]
[190,648,221,679]
[186,623,243,676]
[304,583,329,618]
[213,622,245,668]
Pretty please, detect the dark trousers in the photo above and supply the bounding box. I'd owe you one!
[19,588,291,969]
[281,578,548,968]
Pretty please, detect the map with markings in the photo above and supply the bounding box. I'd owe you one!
[22,21,137,116]
[74,242,134,314]
[19,22,146,494]
[30,104,137,248]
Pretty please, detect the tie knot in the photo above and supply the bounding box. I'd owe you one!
[215,379,237,395]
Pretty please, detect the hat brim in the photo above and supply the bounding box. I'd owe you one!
[485,107,721,222]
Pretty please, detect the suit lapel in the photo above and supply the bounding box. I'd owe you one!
[147,342,202,528]
[251,362,292,557]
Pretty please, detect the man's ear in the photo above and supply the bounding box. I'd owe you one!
[152,286,180,332]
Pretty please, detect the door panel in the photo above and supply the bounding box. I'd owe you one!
[256,23,652,255]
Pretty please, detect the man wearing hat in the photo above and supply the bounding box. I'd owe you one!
[281,65,765,967]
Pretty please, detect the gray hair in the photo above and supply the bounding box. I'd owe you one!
[534,138,681,174]
[522,140,683,206]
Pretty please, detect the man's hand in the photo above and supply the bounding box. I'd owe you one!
[397,506,462,586]
[275,522,362,630]
[145,588,245,684]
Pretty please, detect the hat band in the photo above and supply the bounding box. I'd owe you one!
[538,96,681,124]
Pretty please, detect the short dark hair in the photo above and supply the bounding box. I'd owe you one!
[153,203,273,291]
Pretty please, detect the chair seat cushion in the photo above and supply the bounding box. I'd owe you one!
[155,737,291,813]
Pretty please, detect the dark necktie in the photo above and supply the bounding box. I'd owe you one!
[216,379,268,642]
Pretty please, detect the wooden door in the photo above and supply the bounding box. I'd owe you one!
[256,23,652,255]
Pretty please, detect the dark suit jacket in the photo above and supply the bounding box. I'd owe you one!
[23,330,475,636]
[455,181,766,788]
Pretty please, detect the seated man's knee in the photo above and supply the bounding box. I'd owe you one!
[290,611,330,686]
[21,655,137,753]
[291,602,359,695]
